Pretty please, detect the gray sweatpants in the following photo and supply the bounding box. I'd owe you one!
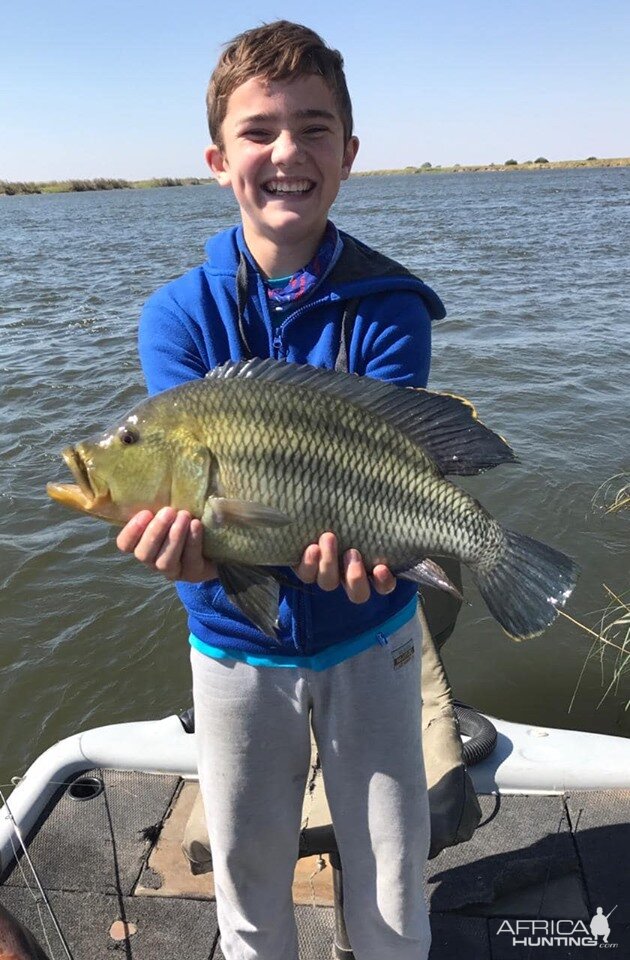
[191,611,430,960]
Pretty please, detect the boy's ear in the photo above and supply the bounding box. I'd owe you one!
[205,145,231,187]
[341,136,360,180]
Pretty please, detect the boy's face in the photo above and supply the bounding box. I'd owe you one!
[206,75,359,258]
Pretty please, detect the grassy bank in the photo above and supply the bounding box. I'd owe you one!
[352,157,630,176]
[2,157,628,196]
[0,176,214,196]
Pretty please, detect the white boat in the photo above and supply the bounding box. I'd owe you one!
[1,713,629,960]
[3,711,630,874]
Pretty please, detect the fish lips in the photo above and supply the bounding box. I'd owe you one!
[47,446,112,515]
[62,446,94,499]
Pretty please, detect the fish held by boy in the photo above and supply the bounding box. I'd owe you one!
[47,358,578,640]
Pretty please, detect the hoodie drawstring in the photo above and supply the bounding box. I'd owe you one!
[236,253,254,359]
[236,251,361,371]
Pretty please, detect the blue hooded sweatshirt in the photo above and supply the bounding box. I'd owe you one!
[138,224,446,668]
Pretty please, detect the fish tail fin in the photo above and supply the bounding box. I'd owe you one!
[470,527,579,640]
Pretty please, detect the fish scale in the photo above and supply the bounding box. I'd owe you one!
[47,357,579,640]
[197,377,470,570]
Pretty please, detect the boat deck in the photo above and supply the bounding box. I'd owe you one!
[1,769,628,959]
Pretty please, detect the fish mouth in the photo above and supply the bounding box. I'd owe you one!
[46,447,110,515]
[63,447,94,498]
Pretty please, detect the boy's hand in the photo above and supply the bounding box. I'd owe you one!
[118,516,396,602]
[294,532,396,603]
[116,508,218,583]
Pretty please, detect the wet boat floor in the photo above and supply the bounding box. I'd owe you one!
[1,770,628,959]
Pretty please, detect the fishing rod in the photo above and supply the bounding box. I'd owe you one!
[0,788,75,960]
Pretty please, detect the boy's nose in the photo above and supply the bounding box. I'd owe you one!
[270,131,304,165]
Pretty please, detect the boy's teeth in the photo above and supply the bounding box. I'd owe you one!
[264,180,313,193]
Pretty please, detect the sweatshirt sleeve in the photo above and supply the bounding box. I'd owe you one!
[138,289,211,396]
[353,290,432,388]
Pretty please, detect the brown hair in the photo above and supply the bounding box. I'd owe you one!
[207,21,354,149]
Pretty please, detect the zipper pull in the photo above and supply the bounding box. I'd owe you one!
[376,632,389,647]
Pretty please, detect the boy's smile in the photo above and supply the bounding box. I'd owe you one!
[261,178,315,196]
[206,75,359,276]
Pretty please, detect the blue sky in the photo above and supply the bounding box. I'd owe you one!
[2,0,628,181]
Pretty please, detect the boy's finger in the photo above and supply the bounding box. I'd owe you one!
[153,511,192,579]
[116,511,155,553]
[132,507,178,565]
[372,564,397,595]
[294,543,320,584]
[179,518,217,582]
[317,532,340,591]
[343,549,371,604]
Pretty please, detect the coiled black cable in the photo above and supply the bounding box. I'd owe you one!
[454,700,497,766]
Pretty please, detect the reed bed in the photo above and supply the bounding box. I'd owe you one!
[564,474,629,711]
[0,177,214,196]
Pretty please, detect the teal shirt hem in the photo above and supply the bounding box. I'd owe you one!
[189,596,418,671]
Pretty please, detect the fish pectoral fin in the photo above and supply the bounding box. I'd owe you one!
[399,558,464,600]
[217,563,281,639]
[206,497,292,529]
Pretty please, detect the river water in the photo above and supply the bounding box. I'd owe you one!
[1,169,629,785]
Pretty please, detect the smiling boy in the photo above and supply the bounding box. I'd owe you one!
[118,20,445,960]
[208,72,358,278]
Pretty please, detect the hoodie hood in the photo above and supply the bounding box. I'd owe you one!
[203,225,446,322]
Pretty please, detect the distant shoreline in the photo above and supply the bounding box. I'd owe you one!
[0,176,214,196]
[1,157,628,195]
[352,156,630,176]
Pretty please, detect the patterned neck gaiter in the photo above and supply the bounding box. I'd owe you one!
[265,221,338,306]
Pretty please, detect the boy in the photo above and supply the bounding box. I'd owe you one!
[118,20,445,960]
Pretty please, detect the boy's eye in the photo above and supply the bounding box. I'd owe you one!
[243,129,273,142]
[304,126,329,136]
[240,125,330,142]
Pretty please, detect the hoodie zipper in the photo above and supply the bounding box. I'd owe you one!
[266,289,340,651]
[271,294,340,358]
[273,294,342,649]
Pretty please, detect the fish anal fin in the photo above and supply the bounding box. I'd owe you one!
[399,557,463,600]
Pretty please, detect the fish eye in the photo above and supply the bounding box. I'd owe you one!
[119,427,140,446]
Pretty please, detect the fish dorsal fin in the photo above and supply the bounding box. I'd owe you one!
[205,358,516,476]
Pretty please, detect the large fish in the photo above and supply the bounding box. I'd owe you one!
[47,358,578,640]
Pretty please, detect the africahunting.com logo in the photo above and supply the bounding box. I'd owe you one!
[496,906,618,949]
